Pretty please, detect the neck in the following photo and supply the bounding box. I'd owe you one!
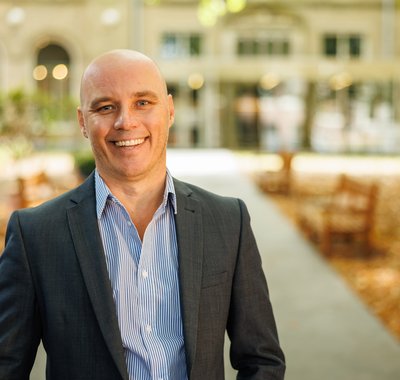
[100,169,167,240]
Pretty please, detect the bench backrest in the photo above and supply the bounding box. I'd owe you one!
[333,174,378,223]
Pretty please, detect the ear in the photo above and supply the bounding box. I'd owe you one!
[167,94,175,128]
[77,107,88,138]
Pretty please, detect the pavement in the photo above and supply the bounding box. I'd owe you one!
[29,148,400,380]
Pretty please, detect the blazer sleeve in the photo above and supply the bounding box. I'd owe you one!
[227,199,285,380]
[0,211,41,380]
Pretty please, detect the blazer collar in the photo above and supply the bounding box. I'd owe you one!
[67,173,129,380]
[173,178,204,377]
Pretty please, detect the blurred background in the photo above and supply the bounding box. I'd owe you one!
[0,1,400,379]
[0,0,399,153]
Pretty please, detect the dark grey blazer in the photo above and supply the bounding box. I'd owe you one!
[0,173,285,380]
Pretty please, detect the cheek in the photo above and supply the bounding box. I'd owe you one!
[86,118,109,139]
[86,126,107,154]
[150,112,172,135]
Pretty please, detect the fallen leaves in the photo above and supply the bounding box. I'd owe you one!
[267,172,400,341]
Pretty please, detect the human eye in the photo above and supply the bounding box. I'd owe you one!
[132,91,158,109]
[93,104,115,114]
[89,98,117,114]
[136,99,150,107]
[99,104,114,112]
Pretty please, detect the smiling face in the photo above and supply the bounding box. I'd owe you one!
[77,50,174,186]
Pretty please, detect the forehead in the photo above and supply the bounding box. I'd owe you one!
[81,57,166,102]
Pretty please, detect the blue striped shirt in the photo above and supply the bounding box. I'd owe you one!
[95,170,187,380]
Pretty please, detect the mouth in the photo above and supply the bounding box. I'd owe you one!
[114,138,145,147]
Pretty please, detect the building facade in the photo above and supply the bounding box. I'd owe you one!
[0,0,399,152]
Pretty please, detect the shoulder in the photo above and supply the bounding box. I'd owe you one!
[173,177,248,219]
[173,177,238,203]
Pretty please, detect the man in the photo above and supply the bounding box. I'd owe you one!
[0,49,285,379]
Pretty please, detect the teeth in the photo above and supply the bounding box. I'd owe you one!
[115,138,145,147]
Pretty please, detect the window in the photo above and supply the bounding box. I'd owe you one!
[323,34,362,58]
[161,33,202,59]
[324,36,337,57]
[237,36,290,57]
[349,35,361,57]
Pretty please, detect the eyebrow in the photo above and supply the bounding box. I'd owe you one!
[88,91,160,109]
[89,97,113,110]
[134,90,159,100]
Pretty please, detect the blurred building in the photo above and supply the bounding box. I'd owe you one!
[0,0,399,152]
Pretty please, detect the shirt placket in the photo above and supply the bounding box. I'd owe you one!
[140,208,170,380]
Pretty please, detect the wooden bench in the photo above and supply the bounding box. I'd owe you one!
[297,174,378,256]
[257,151,294,195]
[0,214,7,252]
[16,171,55,209]
[0,196,14,252]
[1,172,59,252]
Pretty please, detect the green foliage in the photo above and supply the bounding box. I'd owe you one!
[32,91,77,128]
[8,89,27,113]
[0,88,30,135]
[73,150,96,177]
[0,135,34,160]
[0,88,77,138]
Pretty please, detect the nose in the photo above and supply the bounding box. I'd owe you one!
[114,107,139,130]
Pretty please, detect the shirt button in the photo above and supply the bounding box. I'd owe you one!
[142,270,148,278]
[127,221,132,226]
[145,324,152,333]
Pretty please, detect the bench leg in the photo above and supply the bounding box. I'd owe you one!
[320,229,332,256]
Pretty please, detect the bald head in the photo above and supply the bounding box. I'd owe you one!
[76,48,175,185]
[79,49,168,107]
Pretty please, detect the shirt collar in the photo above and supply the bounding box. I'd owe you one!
[95,169,177,220]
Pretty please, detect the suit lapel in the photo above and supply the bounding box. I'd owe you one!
[174,179,204,376]
[66,175,129,380]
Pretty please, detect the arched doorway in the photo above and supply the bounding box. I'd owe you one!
[34,43,70,99]
[32,42,77,142]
